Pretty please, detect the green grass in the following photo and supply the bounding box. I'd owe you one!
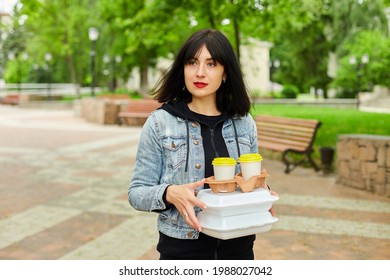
[251,104,390,161]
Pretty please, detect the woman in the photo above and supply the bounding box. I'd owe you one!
[128,29,262,260]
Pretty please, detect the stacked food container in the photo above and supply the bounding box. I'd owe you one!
[197,154,279,240]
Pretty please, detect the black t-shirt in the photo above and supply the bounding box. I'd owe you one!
[160,101,230,180]
[188,110,229,180]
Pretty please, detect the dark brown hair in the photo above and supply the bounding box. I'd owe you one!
[153,29,251,117]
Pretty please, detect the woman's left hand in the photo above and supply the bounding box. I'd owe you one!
[165,178,207,231]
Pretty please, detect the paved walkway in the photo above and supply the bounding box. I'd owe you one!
[0,105,389,260]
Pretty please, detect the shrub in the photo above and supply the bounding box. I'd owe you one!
[335,88,356,98]
[281,85,299,99]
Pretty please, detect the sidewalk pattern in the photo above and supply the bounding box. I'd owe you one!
[0,106,389,260]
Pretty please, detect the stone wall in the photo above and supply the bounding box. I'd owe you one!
[336,134,390,197]
[79,97,128,125]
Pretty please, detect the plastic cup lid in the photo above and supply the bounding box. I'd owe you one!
[238,153,263,163]
[212,157,237,166]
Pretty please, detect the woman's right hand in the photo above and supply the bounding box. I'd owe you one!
[165,178,207,232]
[268,190,279,216]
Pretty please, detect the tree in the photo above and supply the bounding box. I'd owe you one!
[332,30,390,96]
[96,0,145,92]
[2,4,30,85]
[3,0,388,98]
[250,0,332,96]
[327,0,389,96]
[327,0,389,55]
[103,0,192,96]
[15,0,101,92]
[254,0,389,97]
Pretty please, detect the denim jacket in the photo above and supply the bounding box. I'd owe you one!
[128,108,258,240]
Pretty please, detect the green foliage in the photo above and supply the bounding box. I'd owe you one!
[252,104,390,160]
[328,0,389,53]
[8,0,100,85]
[281,85,299,99]
[331,30,390,94]
[1,0,389,96]
[268,0,389,96]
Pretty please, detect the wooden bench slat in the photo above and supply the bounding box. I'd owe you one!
[258,142,306,153]
[118,112,150,117]
[117,99,161,126]
[259,127,316,138]
[256,115,319,128]
[0,95,19,105]
[259,131,314,144]
[255,115,321,173]
[256,121,317,133]
[258,135,309,151]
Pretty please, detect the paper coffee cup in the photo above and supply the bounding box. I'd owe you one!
[212,157,237,180]
[238,153,263,180]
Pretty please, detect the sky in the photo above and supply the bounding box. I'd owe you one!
[0,0,18,14]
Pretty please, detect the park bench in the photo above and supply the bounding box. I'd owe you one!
[0,94,19,105]
[117,98,161,125]
[255,115,322,174]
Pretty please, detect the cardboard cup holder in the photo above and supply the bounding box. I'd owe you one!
[205,170,269,193]
[205,177,237,193]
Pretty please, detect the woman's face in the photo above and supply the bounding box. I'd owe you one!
[184,45,226,100]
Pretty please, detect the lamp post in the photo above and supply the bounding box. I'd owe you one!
[269,59,280,94]
[0,30,4,83]
[349,54,369,109]
[32,64,39,81]
[7,52,18,92]
[19,52,28,94]
[102,54,122,92]
[103,54,110,91]
[45,52,52,100]
[113,55,122,92]
[88,27,99,97]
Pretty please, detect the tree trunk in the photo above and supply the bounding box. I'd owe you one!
[66,55,80,98]
[139,61,149,97]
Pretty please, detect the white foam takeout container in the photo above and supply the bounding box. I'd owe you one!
[197,188,279,240]
[198,211,279,240]
[197,188,279,217]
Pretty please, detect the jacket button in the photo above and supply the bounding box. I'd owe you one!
[193,140,199,145]
[191,122,197,127]
[187,231,193,238]
[195,163,201,169]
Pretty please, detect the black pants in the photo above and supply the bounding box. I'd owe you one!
[157,231,255,260]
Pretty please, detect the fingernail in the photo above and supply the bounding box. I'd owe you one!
[202,205,207,210]
[198,227,202,232]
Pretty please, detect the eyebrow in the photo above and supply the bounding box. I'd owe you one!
[190,57,215,61]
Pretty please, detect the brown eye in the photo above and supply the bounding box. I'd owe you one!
[187,59,197,65]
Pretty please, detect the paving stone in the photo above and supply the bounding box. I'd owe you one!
[0,105,389,260]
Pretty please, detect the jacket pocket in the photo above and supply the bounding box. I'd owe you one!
[226,135,252,155]
[237,136,252,154]
[162,137,187,171]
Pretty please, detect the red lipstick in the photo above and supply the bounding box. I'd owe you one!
[194,82,207,88]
